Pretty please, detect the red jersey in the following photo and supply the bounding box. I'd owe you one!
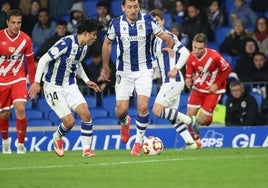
[186,48,231,94]
[0,29,35,85]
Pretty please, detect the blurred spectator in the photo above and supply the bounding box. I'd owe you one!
[82,40,116,106]
[21,0,41,37]
[19,0,47,15]
[250,0,268,15]
[229,0,257,28]
[170,23,189,46]
[225,80,260,126]
[251,16,268,56]
[252,52,268,82]
[32,8,56,46]
[48,0,76,19]
[219,19,251,56]
[67,2,85,34]
[34,20,70,62]
[251,52,268,99]
[96,1,112,31]
[233,38,259,82]
[181,3,211,49]
[0,1,12,29]
[172,0,187,27]
[206,0,224,31]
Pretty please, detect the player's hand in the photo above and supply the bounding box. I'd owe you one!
[86,80,101,92]
[101,66,111,81]
[28,82,40,100]
[168,68,178,78]
[185,78,192,89]
[207,84,218,93]
[162,47,175,58]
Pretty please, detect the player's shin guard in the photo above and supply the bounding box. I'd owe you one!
[81,120,93,150]
[16,117,27,144]
[0,117,9,140]
[135,113,149,144]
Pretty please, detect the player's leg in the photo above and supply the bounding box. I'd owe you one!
[115,73,134,144]
[12,80,28,154]
[131,70,153,156]
[68,84,96,157]
[44,83,73,157]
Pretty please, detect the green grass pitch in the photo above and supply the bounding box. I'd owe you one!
[0,148,267,188]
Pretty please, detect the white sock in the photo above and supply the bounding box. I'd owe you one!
[81,135,92,150]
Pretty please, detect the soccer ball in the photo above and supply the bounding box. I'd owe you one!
[143,136,164,155]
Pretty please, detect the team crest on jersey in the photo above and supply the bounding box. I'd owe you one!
[9,47,15,53]
[138,24,143,30]
[198,66,203,71]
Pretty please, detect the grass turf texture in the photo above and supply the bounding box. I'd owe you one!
[0,148,267,188]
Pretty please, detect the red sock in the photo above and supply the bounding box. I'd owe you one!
[0,117,9,140]
[16,117,27,144]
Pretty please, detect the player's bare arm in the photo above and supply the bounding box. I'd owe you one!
[168,67,179,78]
[86,80,101,92]
[207,84,219,93]
[101,38,112,81]
[28,82,41,100]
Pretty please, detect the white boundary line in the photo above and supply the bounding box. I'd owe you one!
[0,155,265,171]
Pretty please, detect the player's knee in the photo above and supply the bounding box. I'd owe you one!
[0,111,10,120]
[198,116,212,126]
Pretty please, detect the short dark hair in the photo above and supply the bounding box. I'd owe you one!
[121,0,140,6]
[149,9,164,20]
[56,20,67,26]
[6,9,23,21]
[76,18,102,34]
[96,1,108,8]
[193,33,207,45]
[229,80,244,90]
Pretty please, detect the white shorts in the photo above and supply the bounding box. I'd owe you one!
[154,81,184,109]
[43,82,86,118]
[115,70,153,100]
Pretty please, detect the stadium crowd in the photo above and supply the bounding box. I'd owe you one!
[1,0,268,128]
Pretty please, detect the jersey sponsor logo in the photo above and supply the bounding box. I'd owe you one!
[120,35,146,42]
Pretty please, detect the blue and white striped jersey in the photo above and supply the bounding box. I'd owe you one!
[107,12,163,72]
[153,29,189,83]
[41,34,88,86]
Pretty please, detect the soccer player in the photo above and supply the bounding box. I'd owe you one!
[0,9,36,154]
[101,0,174,156]
[28,18,101,157]
[183,33,232,146]
[150,9,198,149]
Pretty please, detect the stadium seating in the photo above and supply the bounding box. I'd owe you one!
[93,117,119,125]
[110,0,123,17]
[154,118,170,125]
[37,98,51,118]
[84,95,97,108]
[214,26,231,45]
[28,119,53,126]
[25,109,44,120]
[101,95,116,117]
[178,92,189,110]
[47,110,61,125]
[250,91,264,110]
[90,108,109,120]
[83,0,99,18]
[163,11,173,30]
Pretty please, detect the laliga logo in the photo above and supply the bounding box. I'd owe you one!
[201,130,224,148]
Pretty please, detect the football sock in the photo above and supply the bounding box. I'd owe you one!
[81,120,93,150]
[135,113,149,144]
[117,112,128,125]
[160,108,191,125]
[0,117,9,140]
[16,117,27,144]
[174,122,194,143]
[56,123,69,138]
